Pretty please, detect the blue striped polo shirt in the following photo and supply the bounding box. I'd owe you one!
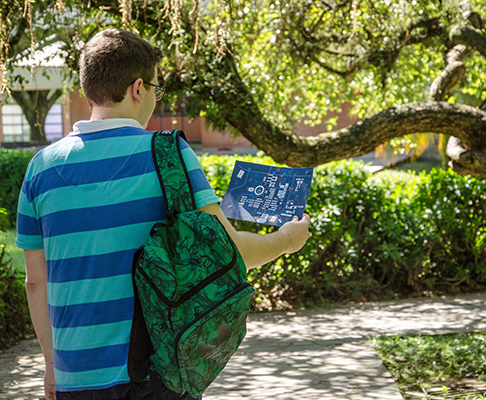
[15,119,220,392]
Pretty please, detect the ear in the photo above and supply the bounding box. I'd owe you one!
[130,78,144,104]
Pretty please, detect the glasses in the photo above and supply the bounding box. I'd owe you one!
[143,81,165,101]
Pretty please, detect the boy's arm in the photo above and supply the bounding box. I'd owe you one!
[198,203,311,269]
[24,249,56,400]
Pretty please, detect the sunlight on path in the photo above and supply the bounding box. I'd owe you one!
[0,338,44,400]
[3,294,486,399]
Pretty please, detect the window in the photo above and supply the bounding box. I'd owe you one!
[45,104,63,142]
[1,104,31,142]
[1,102,63,143]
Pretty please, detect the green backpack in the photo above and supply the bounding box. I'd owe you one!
[128,130,255,399]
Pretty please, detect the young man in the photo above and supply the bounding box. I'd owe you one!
[16,29,311,400]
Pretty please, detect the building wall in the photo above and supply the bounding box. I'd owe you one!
[2,65,359,150]
[146,105,358,151]
[63,90,91,135]
[147,109,254,151]
[147,115,203,143]
[293,103,359,137]
[4,89,358,153]
[61,91,253,151]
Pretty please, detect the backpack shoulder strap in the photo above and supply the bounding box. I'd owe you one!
[151,130,197,218]
[128,129,196,399]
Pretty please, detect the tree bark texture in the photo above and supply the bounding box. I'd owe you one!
[447,136,486,177]
[428,44,472,102]
[264,102,486,168]
[450,25,486,58]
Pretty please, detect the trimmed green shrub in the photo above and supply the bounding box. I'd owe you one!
[409,169,486,292]
[0,148,36,226]
[199,155,486,310]
[0,207,32,350]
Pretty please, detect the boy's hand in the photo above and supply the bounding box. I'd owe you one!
[278,214,311,254]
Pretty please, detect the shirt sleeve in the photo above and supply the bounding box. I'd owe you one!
[179,137,221,208]
[15,164,44,250]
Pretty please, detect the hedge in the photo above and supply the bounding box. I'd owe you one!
[0,148,36,226]
[0,206,32,350]
[199,154,486,310]
[0,148,36,348]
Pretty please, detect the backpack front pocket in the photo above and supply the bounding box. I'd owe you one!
[175,283,255,396]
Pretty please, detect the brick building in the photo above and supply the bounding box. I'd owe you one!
[1,65,358,154]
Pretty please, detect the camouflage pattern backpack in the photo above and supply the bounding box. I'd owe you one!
[128,130,255,399]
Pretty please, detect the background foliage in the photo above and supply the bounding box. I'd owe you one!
[4,1,486,173]
[0,149,36,226]
[200,154,486,310]
[5,0,486,128]
[0,205,32,350]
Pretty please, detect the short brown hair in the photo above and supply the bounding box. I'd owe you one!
[79,29,163,106]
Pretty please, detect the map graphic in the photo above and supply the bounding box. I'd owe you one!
[221,161,313,226]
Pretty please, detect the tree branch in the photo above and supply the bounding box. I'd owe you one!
[397,17,442,48]
[304,16,444,84]
[47,89,64,111]
[428,44,472,102]
[308,5,332,36]
[313,57,353,78]
[450,25,486,57]
[278,102,486,167]
[7,17,29,56]
[193,51,486,172]
[428,61,466,102]
[459,0,484,31]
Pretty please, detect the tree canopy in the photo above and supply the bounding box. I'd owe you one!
[2,0,486,175]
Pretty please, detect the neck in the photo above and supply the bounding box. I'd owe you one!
[88,82,150,128]
[90,101,137,121]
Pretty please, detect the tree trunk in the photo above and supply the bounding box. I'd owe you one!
[447,137,486,177]
[11,89,64,142]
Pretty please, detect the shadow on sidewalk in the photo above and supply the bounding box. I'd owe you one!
[3,294,486,399]
[0,338,44,400]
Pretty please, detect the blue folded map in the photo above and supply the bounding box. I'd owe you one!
[221,161,313,226]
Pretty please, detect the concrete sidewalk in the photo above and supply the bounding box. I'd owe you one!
[3,293,486,400]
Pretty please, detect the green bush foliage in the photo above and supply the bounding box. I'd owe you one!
[199,155,486,310]
[0,149,36,226]
[0,206,32,350]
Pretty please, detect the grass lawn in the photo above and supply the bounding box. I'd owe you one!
[372,333,486,400]
[372,158,486,399]
[0,228,25,273]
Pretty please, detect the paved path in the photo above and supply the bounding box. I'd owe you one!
[3,293,486,400]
